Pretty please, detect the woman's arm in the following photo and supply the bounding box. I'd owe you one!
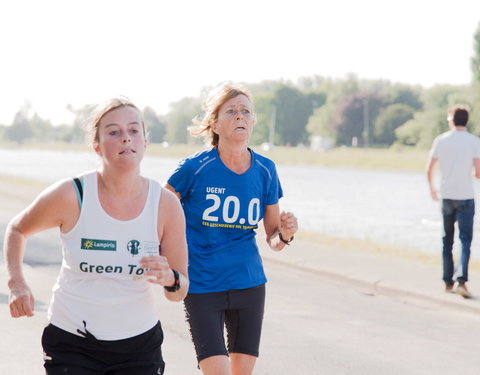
[4,179,79,317]
[141,187,189,302]
[164,183,181,199]
[263,203,298,251]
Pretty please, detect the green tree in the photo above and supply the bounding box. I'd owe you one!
[387,84,423,110]
[306,76,359,143]
[374,103,415,145]
[297,75,329,91]
[397,85,475,147]
[395,110,445,148]
[333,91,384,146]
[394,116,423,146]
[165,97,201,144]
[67,104,95,143]
[251,92,274,145]
[306,106,335,138]
[424,85,473,120]
[143,106,166,143]
[30,113,54,141]
[5,105,34,144]
[0,124,6,141]
[54,124,79,142]
[471,22,480,132]
[272,85,313,146]
[472,22,480,86]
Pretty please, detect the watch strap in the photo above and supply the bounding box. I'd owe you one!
[279,232,294,245]
[164,269,180,292]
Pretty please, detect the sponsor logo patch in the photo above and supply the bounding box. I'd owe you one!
[126,240,159,257]
[127,240,141,256]
[81,238,117,251]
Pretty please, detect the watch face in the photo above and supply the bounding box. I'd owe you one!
[173,270,180,289]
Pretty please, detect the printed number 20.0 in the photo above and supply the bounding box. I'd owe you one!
[202,194,260,225]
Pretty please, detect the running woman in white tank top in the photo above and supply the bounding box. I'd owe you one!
[4,97,189,375]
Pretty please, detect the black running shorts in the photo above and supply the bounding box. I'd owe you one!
[41,321,165,375]
[184,284,266,363]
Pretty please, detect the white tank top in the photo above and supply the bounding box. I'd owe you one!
[48,171,161,340]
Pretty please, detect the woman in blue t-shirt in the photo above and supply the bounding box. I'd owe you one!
[166,82,298,375]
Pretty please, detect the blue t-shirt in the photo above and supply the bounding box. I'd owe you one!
[168,147,283,293]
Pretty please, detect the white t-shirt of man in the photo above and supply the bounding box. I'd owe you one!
[430,130,480,199]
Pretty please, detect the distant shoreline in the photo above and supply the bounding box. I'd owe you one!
[0,142,429,172]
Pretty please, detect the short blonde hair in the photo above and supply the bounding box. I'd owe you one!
[86,97,144,147]
[189,82,255,146]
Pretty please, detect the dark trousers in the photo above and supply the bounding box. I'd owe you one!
[441,199,475,284]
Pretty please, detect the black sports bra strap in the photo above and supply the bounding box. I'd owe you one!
[72,177,84,206]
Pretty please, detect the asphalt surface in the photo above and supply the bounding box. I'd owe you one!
[2,236,480,374]
[1,178,480,373]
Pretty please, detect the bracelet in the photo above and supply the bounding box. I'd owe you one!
[278,232,294,245]
[164,269,180,292]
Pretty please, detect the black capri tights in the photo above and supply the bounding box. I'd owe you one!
[184,284,266,363]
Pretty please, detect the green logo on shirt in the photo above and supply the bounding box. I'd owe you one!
[127,240,140,256]
[81,238,117,251]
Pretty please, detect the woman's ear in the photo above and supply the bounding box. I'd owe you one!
[211,122,219,135]
[93,141,101,156]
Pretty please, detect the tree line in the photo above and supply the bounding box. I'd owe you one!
[2,24,480,150]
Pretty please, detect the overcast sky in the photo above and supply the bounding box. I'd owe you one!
[1,0,480,125]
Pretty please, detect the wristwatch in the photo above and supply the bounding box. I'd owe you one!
[279,232,294,245]
[164,269,180,292]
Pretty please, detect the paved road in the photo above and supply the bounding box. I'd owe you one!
[2,178,480,374]
[258,260,480,375]
[3,256,480,375]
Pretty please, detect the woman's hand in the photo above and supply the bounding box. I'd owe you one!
[139,255,175,286]
[8,280,35,318]
[279,211,298,241]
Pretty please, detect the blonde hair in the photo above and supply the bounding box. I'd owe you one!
[86,97,145,147]
[189,82,255,146]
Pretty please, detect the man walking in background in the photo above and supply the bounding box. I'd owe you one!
[426,105,480,298]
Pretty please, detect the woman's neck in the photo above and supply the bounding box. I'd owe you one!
[96,167,148,221]
[97,166,144,197]
[217,143,251,174]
